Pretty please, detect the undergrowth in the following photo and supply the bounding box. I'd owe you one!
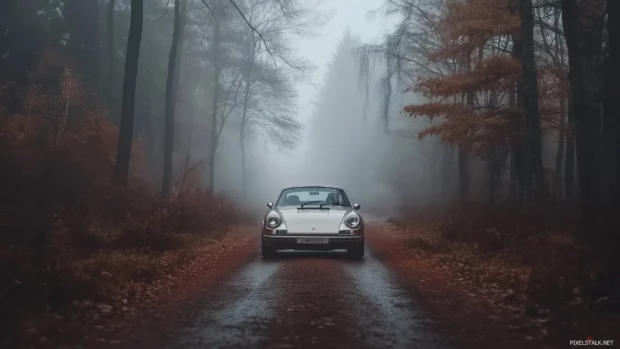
[393,207,620,319]
[0,52,245,340]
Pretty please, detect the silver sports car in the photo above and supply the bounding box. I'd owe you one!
[261,185,364,259]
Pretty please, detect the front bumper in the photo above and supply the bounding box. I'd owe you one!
[262,234,364,251]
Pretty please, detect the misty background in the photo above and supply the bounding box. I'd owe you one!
[148,0,460,215]
[0,0,565,217]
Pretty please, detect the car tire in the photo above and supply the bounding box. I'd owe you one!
[261,239,277,259]
[347,244,364,259]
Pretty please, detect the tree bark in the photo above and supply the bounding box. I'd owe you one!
[240,77,252,200]
[565,93,576,200]
[561,0,605,223]
[239,35,258,200]
[106,0,116,108]
[604,0,620,207]
[458,146,469,210]
[382,53,393,133]
[112,0,143,185]
[510,31,525,205]
[208,20,222,190]
[555,96,566,199]
[554,7,566,200]
[161,0,187,197]
[519,0,545,200]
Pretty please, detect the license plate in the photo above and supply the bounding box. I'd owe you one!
[297,238,328,244]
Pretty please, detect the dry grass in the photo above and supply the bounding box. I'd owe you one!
[401,221,531,293]
[392,211,619,315]
[384,211,620,344]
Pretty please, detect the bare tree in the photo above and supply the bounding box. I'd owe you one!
[162,0,188,197]
[561,0,606,224]
[235,0,318,198]
[106,0,116,107]
[519,0,544,198]
[112,0,144,185]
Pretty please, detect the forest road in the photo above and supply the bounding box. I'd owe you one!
[120,217,458,349]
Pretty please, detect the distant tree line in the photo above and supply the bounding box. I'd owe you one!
[358,0,619,227]
[0,0,321,198]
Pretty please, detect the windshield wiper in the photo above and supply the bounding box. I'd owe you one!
[320,202,338,208]
[300,201,324,208]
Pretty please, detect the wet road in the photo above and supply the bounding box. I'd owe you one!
[145,245,457,349]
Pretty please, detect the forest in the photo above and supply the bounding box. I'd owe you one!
[0,0,619,346]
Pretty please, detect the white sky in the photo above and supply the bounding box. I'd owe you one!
[259,0,399,164]
[292,0,397,123]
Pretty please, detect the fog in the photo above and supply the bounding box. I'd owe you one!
[216,30,450,216]
[92,0,561,216]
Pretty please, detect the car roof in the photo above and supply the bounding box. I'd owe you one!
[280,184,344,191]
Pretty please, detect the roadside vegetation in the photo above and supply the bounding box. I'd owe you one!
[0,54,245,342]
[386,208,619,342]
[364,0,620,341]
[0,0,319,345]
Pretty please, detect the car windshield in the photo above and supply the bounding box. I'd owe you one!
[276,187,351,208]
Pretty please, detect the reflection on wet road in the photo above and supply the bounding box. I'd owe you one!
[157,243,455,349]
[167,262,280,349]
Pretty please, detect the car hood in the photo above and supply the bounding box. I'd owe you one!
[277,207,349,234]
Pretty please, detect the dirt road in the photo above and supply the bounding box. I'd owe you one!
[78,220,552,349]
[155,251,456,349]
[103,227,452,348]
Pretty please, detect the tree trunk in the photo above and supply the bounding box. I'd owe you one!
[554,8,566,201]
[488,159,495,208]
[240,80,252,200]
[381,55,392,133]
[510,31,525,205]
[93,0,101,93]
[555,96,566,199]
[240,119,247,199]
[457,51,475,210]
[239,35,257,200]
[440,145,454,205]
[508,82,518,202]
[565,93,576,200]
[161,0,187,197]
[519,0,545,200]
[106,0,116,108]
[208,20,222,190]
[112,0,143,185]
[458,146,469,210]
[561,0,605,223]
[604,0,620,207]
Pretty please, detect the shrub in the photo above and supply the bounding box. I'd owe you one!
[0,52,244,336]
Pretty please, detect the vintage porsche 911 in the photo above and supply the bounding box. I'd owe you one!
[261,185,364,259]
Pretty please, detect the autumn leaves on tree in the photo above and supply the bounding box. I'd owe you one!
[403,0,619,220]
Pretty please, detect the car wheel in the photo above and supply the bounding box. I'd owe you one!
[261,239,277,259]
[347,244,364,259]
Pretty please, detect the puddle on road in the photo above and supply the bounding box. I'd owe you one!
[342,250,455,349]
[169,259,280,349]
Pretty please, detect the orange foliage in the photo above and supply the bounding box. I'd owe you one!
[412,55,521,97]
[404,102,472,120]
[439,0,519,49]
[404,0,568,153]
[0,52,245,337]
[0,52,148,184]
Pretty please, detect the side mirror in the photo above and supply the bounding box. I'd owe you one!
[354,204,360,210]
[267,202,273,209]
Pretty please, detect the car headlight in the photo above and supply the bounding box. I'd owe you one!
[265,211,282,228]
[344,211,361,229]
